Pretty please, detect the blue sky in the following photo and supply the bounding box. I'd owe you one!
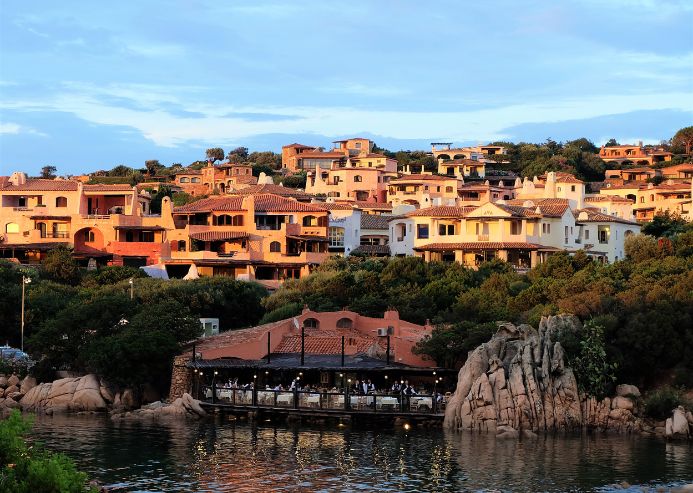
[1,0,692,176]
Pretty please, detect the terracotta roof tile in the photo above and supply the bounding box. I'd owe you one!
[351,244,391,256]
[174,196,245,213]
[414,242,541,251]
[189,230,249,241]
[253,194,327,213]
[337,200,392,210]
[231,184,312,200]
[1,179,79,191]
[360,214,390,229]
[404,206,476,218]
[575,208,639,225]
[83,184,134,192]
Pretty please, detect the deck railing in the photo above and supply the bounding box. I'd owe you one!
[201,386,445,415]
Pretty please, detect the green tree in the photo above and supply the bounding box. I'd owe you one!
[40,247,81,285]
[624,234,659,262]
[672,126,693,156]
[252,163,274,177]
[205,147,225,163]
[641,211,688,238]
[144,159,162,176]
[227,146,249,163]
[605,138,619,147]
[108,165,134,177]
[149,185,173,214]
[40,165,57,179]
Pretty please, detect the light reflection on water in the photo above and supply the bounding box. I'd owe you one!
[29,414,692,492]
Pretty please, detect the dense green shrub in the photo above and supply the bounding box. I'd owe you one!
[259,302,302,325]
[0,410,98,493]
[643,386,689,420]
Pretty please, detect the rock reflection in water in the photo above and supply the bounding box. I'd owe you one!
[29,414,692,492]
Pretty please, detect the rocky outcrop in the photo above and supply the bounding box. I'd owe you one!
[20,375,108,413]
[111,393,206,420]
[665,406,690,439]
[444,315,642,434]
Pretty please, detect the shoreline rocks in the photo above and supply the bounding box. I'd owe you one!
[111,393,206,420]
[444,315,644,435]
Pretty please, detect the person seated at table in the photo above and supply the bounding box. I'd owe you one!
[273,383,283,391]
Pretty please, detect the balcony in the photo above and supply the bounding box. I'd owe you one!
[477,234,489,242]
[40,232,70,239]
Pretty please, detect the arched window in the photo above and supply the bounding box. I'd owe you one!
[191,177,200,183]
[303,215,317,226]
[178,240,187,252]
[180,177,190,183]
[336,318,353,329]
[55,196,68,207]
[303,318,319,329]
[5,223,19,234]
[269,241,281,252]
[36,222,47,237]
[353,175,362,182]
[216,214,233,225]
[84,230,95,242]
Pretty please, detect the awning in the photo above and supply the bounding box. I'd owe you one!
[30,215,72,220]
[287,235,329,242]
[414,242,541,252]
[189,231,250,241]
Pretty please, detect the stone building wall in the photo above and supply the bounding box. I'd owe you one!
[169,353,192,401]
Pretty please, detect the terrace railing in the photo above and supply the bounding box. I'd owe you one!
[201,386,445,415]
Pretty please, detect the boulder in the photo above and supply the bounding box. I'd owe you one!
[616,384,640,398]
[99,379,115,404]
[20,376,37,394]
[666,407,690,439]
[0,376,7,388]
[121,389,138,409]
[7,392,24,401]
[4,385,19,395]
[71,374,107,412]
[611,396,634,411]
[7,375,20,387]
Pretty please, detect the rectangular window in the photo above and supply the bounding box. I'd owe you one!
[598,226,610,244]
[140,231,155,242]
[510,221,521,235]
[328,227,344,247]
[417,224,429,239]
[585,229,590,240]
[438,224,455,236]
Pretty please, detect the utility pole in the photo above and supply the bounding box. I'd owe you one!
[129,278,134,300]
[21,275,31,353]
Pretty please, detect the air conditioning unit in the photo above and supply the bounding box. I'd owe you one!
[377,328,388,337]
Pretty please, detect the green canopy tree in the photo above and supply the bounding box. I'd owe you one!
[672,126,693,156]
[205,147,225,163]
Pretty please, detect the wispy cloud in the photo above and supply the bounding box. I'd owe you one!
[0,122,47,137]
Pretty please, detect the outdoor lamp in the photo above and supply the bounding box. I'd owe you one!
[265,371,269,375]
[339,373,343,377]
[214,371,218,375]
[433,371,436,375]
[253,374,257,379]
[347,379,351,383]
[384,375,388,379]
[299,372,303,376]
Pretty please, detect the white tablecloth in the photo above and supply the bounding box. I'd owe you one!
[277,393,294,405]
[378,396,399,408]
[411,397,432,409]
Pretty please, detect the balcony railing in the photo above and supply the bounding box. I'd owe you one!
[12,207,33,212]
[40,232,70,239]
[201,387,445,415]
[82,214,111,220]
[477,234,489,241]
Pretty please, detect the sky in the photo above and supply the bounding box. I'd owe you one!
[0,0,692,176]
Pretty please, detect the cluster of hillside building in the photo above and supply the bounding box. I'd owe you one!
[2,138,691,285]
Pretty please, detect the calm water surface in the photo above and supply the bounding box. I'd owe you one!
[29,414,692,492]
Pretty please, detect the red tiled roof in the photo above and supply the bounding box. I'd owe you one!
[253,194,327,213]
[404,206,476,218]
[414,242,541,251]
[585,196,634,203]
[350,244,391,256]
[310,202,355,211]
[274,331,383,355]
[391,174,454,182]
[505,198,570,217]
[231,183,312,199]
[283,143,314,149]
[1,179,79,191]
[174,196,245,213]
[337,200,392,210]
[493,204,542,217]
[575,208,639,225]
[232,175,258,185]
[189,230,249,241]
[540,172,584,184]
[83,184,134,192]
[360,214,391,229]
